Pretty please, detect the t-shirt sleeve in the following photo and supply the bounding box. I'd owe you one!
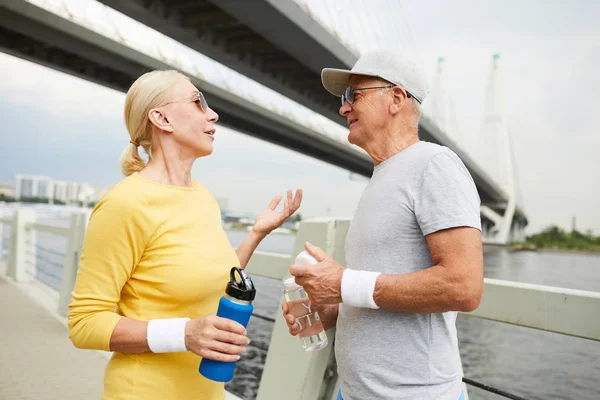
[67,191,151,351]
[414,150,481,236]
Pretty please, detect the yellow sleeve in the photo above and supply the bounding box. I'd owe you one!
[68,188,151,351]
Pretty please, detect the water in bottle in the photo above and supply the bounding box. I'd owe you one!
[282,251,328,352]
[199,267,256,382]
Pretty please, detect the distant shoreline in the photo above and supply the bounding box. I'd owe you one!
[536,247,600,256]
[511,246,600,256]
[226,226,296,236]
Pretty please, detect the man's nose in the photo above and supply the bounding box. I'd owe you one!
[339,100,351,116]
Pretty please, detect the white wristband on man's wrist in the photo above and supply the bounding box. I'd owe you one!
[146,318,190,353]
[341,269,381,309]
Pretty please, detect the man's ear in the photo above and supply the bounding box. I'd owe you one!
[148,108,174,133]
[390,86,407,115]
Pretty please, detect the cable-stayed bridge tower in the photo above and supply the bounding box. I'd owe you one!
[477,54,527,244]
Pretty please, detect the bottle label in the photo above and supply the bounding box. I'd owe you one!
[287,297,324,338]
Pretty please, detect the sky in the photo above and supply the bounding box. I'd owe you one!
[0,0,599,234]
[400,0,600,235]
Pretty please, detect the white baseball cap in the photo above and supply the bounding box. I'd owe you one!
[321,49,429,104]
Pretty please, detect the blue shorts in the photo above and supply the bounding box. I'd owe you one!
[336,390,465,400]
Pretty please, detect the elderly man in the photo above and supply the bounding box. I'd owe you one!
[285,50,483,400]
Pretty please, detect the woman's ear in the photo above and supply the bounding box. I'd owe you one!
[148,108,174,133]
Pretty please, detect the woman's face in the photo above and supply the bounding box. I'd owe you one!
[161,77,219,158]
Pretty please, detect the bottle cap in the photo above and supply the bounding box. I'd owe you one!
[282,276,301,290]
[225,267,256,302]
[295,251,318,265]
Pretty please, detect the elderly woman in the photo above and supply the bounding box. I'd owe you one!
[68,70,302,400]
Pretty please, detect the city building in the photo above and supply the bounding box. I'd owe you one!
[15,174,52,200]
[15,174,99,205]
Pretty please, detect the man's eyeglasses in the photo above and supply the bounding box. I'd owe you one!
[341,85,413,105]
[164,92,209,112]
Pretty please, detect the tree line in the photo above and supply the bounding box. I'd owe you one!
[0,194,96,208]
[520,225,600,252]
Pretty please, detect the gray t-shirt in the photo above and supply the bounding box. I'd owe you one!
[337,141,481,400]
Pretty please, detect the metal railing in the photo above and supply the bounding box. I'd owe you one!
[0,208,89,314]
[1,209,599,400]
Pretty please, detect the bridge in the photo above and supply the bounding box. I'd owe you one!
[0,0,526,244]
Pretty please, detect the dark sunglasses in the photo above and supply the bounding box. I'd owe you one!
[341,85,414,105]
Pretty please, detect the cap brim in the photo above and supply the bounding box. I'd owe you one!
[321,68,380,96]
[321,68,352,96]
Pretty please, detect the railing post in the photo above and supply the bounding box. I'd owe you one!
[58,211,90,317]
[6,208,36,283]
[257,218,350,400]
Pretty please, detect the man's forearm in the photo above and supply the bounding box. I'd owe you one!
[235,230,266,268]
[373,265,481,313]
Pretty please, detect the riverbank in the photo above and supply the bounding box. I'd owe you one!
[514,225,600,255]
[511,243,600,255]
[537,247,600,255]
[226,224,297,235]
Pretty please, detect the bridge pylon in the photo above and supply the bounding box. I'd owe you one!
[478,54,523,245]
[428,57,460,144]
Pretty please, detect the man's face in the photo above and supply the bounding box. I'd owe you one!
[339,75,392,151]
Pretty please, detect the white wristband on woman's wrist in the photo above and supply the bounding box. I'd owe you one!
[341,269,381,309]
[146,318,190,353]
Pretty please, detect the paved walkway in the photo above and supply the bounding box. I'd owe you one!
[0,276,109,399]
[0,274,242,400]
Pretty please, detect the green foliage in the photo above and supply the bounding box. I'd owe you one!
[19,196,49,204]
[16,197,66,205]
[522,225,600,251]
[288,213,302,223]
[229,223,251,231]
[0,194,16,202]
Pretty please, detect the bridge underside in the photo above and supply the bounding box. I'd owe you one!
[0,0,373,178]
[0,0,526,229]
[97,0,355,125]
[94,0,526,222]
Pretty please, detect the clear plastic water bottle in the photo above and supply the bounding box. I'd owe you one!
[199,267,256,382]
[282,251,328,352]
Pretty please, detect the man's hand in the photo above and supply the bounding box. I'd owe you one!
[282,302,340,335]
[289,242,344,305]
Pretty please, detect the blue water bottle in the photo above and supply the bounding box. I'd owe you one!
[199,267,256,382]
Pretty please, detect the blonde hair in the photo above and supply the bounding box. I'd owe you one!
[119,70,189,176]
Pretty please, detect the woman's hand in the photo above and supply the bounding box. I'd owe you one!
[252,189,303,236]
[184,314,250,362]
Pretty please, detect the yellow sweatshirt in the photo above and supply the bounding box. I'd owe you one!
[68,173,239,400]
